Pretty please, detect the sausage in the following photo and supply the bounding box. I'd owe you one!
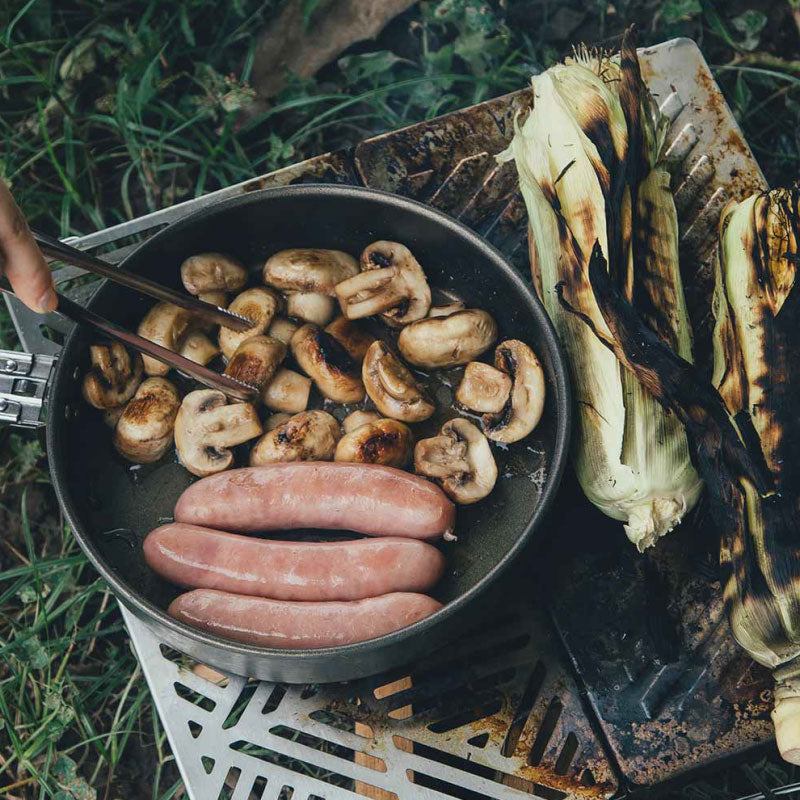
[144,523,445,600]
[168,589,442,649]
[174,463,455,541]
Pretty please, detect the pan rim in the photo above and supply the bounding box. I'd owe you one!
[48,183,572,670]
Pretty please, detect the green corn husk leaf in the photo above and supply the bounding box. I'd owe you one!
[498,28,702,550]
[712,188,800,763]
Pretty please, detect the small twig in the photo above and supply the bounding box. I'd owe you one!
[0,536,29,566]
[0,776,36,794]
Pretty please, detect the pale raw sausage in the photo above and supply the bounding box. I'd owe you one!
[144,523,445,600]
[174,463,455,540]
[168,589,442,648]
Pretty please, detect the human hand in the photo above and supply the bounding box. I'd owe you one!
[0,179,57,312]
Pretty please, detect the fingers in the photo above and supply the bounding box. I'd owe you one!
[0,179,57,313]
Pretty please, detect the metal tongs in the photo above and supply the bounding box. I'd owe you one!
[3,231,259,401]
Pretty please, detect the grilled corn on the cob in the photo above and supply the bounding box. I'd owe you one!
[712,188,800,763]
[498,30,702,549]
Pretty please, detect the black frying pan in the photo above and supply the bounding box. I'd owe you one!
[47,185,571,683]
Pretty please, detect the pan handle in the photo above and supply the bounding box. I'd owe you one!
[0,350,56,428]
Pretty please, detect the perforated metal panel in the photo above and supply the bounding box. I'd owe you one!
[121,587,616,800]
[10,38,772,799]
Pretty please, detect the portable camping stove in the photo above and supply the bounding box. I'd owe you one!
[5,38,784,800]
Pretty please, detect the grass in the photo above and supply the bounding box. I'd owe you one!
[2,0,800,797]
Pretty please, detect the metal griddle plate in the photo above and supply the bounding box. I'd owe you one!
[9,38,772,800]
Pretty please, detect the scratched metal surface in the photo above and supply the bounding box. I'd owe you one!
[9,37,773,800]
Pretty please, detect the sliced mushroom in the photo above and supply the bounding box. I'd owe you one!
[174,389,262,477]
[179,330,220,367]
[113,377,180,463]
[180,252,248,295]
[268,316,300,345]
[335,241,431,327]
[218,287,281,360]
[291,323,365,404]
[250,410,341,465]
[482,340,545,443]
[342,410,382,434]
[265,412,292,431]
[263,368,311,413]
[415,418,497,504]
[428,300,465,318]
[82,343,143,409]
[397,309,498,369]
[324,316,375,362]
[455,362,512,414]
[286,291,336,326]
[362,341,434,423]
[334,418,413,468]
[138,302,195,376]
[223,336,286,400]
[263,248,358,294]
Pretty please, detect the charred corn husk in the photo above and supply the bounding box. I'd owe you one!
[712,188,800,764]
[554,193,791,758]
[498,29,702,549]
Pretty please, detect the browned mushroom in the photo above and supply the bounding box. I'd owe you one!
[137,302,195,376]
[334,418,413,467]
[455,362,512,414]
[335,241,431,327]
[198,290,228,308]
[428,300,465,318]
[291,323,365,404]
[178,330,220,366]
[194,290,229,333]
[113,377,180,463]
[262,368,311,413]
[361,341,434,422]
[223,336,286,401]
[82,343,143,409]
[482,340,545,443]
[268,316,300,345]
[263,248,358,294]
[397,309,498,369]
[415,418,497,505]
[180,252,248,295]
[264,412,293,431]
[250,410,341,465]
[341,410,382,434]
[324,316,375,362]
[174,390,262,477]
[285,291,336,326]
[218,287,281,359]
